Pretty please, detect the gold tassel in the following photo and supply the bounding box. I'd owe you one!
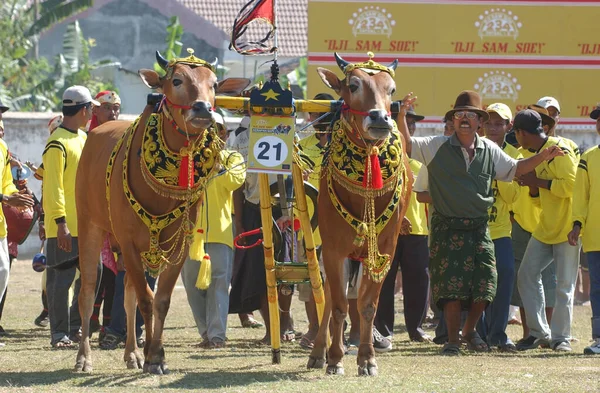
[195,254,211,290]
[353,222,368,247]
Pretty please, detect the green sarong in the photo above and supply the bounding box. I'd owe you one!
[429,212,497,308]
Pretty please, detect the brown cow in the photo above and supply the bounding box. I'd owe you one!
[74,50,249,373]
[307,53,412,376]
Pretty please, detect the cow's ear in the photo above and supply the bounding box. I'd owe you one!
[217,78,252,96]
[139,69,162,90]
[317,67,342,94]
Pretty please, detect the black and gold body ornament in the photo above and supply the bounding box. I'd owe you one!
[105,113,221,277]
[323,119,407,282]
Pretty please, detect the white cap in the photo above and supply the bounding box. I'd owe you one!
[239,116,251,129]
[536,96,561,113]
[212,112,225,126]
[62,85,100,107]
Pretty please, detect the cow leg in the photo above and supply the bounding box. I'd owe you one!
[74,223,104,372]
[307,279,331,369]
[120,246,154,371]
[356,276,384,376]
[146,262,183,375]
[325,258,348,375]
[123,273,144,369]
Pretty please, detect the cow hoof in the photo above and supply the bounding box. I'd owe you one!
[126,352,145,369]
[307,356,325,369]
[325,363,344,375]
[74,360,92,373]
[146,363,170,375]
[357,363,378,376]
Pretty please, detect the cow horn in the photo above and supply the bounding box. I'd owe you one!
[210,58,218,69]
[155,51,169,70]
[334,52,350,72]
[388,59,399,71]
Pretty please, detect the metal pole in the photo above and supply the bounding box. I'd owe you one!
[273,0,278,62]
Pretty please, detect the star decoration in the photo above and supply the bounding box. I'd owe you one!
[261,89,280,101]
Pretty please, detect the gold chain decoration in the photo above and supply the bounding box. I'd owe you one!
[105,114,220,277]
[323,119,406,282]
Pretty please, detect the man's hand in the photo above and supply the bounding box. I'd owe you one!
[567,225,581,246]
[542,145,565,161]
[4,191,34,208]
[57,222,72,253]
[517,171,538,187]
[400,216,412,235]
[276,216,293,232]
[38,222,46,241]
[400,92,417,116]
[234,220,246,246]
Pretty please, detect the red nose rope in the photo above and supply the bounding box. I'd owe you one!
[340,104,391,117]
[234,219,301,249]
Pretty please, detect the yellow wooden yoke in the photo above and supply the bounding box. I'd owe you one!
[217,95,332,364]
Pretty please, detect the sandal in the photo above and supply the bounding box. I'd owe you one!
[241,317,264,329]
[99,333,122,350]
[441,342,461,356]
[52,337,74,350]
[462,331,489,352]
[299,335,314,350]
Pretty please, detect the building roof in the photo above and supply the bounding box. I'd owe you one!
[177,0,307,58]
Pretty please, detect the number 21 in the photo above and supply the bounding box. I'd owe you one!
[257,141,282,160]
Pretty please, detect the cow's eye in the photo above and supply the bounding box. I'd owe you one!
[349,84,359,93]
[173,79,182,87]
[390,88,396,96]
[213,82,218,91]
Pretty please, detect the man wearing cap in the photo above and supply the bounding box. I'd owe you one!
[567,103,600,355]
[89,90,121,131]
[508,105,558,345]
[536,97,580,157]
[480,103,522,351]
[513,109,579,352]
[0,101,35,345]
[44,85,98,348]
[398,91,564,355]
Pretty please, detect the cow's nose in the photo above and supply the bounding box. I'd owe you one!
[191,101,213,118]
[368,109,389,122]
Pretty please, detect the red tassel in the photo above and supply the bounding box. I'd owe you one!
[179,141,192,187]
[370,153,383,189]
[362,147,383,190]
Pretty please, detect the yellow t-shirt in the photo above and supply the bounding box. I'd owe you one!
[572,145,600,252]
[189,150,246,258]
[532,137,578,245]
[512,147,542,233]
[298,134,327,246]
[42,126,87,238]
[489,143,522,240]
[406,159,428,236]
[0,140,19,238]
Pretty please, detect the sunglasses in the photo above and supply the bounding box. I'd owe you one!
[453,111,478,120]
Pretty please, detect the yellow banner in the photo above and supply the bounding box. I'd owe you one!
[307,0,600,123]
[308,1,600,56]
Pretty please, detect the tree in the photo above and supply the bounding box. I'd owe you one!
[27,0,93,37]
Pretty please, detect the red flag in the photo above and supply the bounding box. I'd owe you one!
[230,0,276,55]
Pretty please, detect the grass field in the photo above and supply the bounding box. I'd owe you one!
[0,260,597,393]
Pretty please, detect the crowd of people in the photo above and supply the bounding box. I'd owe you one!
[0,83,596,360]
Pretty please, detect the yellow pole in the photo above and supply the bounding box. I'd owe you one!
[291,164,326,325]
[215,97,339,114]
[258,173,281,364]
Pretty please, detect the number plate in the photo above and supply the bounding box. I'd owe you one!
[247,115,295,174]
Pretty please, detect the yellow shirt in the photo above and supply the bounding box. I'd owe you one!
[572,145,600,252]
[406,159,428,236]
[0,140,19,238]
[42,126,87,238]
[489,143,522,240]
[557,136,580,158]
[531,137,578,245]
[298,134,327,246]
[189,150,246,257]
[512,147,542,233]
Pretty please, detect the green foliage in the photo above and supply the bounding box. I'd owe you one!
[154,16,184,75]
[27,0,93,37]
[0,0,111,112]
